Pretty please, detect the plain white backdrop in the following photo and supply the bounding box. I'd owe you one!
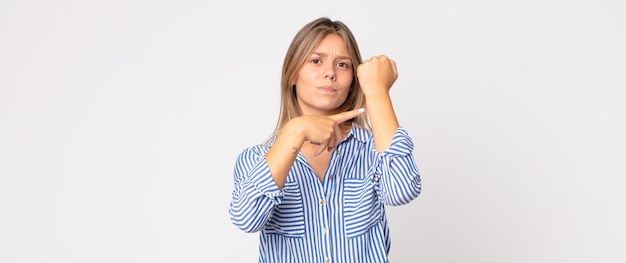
[1,0,625,262]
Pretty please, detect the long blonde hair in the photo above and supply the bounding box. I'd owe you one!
[271,17,370,139]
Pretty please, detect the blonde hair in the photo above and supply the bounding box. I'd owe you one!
[270,17,370,139]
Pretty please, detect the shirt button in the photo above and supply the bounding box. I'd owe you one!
[325,258,331,263]
[375,173,381,180]
[323,229,328,235]
[335,150,340,155]
[328,174,333,179]
[320,199,325,205]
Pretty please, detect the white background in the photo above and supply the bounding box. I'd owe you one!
[1,0,625,262]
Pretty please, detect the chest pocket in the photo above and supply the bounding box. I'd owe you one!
[343,177,382,238]
[264,181,305,238]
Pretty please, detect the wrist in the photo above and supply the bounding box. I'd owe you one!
[363,90,392,101]
[281,119,307,145]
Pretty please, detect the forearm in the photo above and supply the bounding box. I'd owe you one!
[229,151,283,233]
[366,92,399,152]
[378,154,421,205]
[371,128,422,205]
[265,124,305,190]
[229,182,278,232]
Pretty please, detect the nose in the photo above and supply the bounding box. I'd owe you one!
[324,69,336,80]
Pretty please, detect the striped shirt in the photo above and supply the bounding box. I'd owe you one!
[229,126,421,263]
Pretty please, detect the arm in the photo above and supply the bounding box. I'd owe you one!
[373,127,422,206]
[230,110,366,232]
[357,55,399,152]
[265,109,365,189]
[358,55,421,205]
[229,147,283,233]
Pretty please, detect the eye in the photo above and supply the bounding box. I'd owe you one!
[311,58,322,64]
[337,62,351,69]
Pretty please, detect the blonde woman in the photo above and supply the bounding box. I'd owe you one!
[229,17,422,263]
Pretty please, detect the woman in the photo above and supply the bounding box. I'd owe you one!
[229,17,422,262]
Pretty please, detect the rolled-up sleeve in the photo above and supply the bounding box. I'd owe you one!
[372,127,422,206]
[229,146,283,233]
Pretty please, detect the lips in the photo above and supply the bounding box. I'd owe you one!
[318,86,337,92]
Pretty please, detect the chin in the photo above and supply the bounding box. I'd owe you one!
[316,103,343,111]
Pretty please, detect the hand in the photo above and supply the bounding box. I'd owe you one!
[286,108,365,156]
[356,55,398,96]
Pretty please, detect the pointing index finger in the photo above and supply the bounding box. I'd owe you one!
[330,108,365,124]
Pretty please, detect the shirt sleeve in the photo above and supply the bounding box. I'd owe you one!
[372,126,422,206]
[229,146,283,233]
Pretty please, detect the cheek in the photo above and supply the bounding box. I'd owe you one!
[299,69,321,83]
[340,73,354,89]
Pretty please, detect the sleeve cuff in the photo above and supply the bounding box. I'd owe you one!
[247,158,284,204]
[381,126,415,157]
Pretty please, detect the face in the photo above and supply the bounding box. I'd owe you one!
[294,33,354,116]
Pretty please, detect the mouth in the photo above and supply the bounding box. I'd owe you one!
[318,86,337,93]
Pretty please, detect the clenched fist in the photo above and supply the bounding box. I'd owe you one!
[356,55,398,96]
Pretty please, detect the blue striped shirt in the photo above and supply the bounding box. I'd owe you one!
[229,126,421,263]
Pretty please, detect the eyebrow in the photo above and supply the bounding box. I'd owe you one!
[313,52,351,60]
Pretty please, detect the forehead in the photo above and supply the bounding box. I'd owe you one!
[312,33,349,55]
